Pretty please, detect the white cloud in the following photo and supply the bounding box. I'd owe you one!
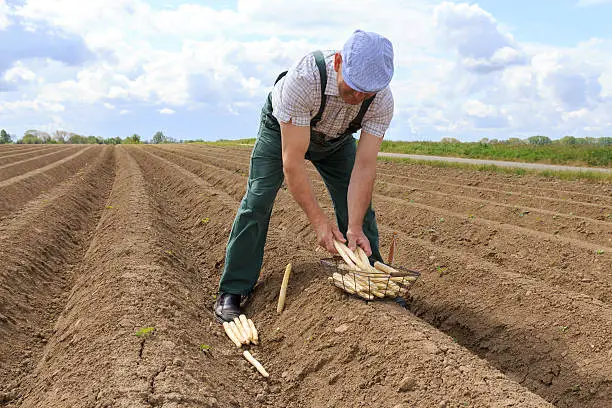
[0,0,10,30]
[159,108,175,114]
[4,63,37,83]
[0,99,64,114]
[434,2,526,73]
[119,109,130,115]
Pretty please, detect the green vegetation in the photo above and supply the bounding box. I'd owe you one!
[123,134,141,144]
[135,327,155,337]
[187,138,256,146]
[379,137,611,167]
[0,129,11,144]
[378,156,612,182]
[152,131,178,144]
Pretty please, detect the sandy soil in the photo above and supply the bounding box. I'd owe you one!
[0,144,609,408]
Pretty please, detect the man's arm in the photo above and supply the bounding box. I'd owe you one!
[280,121,324,223]
[346,131,383,255]
[280,121,345,252]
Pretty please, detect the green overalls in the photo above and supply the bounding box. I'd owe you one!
[219,51,383,296]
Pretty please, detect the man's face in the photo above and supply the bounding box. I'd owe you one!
[334,53,376,105]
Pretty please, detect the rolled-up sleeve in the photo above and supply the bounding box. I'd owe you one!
[361,87,394,138]
[272,56,317,127]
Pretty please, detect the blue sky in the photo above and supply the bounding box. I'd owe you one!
[1,0,612,142]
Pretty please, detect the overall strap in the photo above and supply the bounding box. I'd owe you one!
[310,51,328,128]
[345,96,375,135]
[274,71,288,85]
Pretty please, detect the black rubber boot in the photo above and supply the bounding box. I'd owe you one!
[214,292,241,323]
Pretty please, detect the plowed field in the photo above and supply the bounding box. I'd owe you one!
[0,144,610,408]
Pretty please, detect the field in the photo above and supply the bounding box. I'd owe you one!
[203,139,612,168]
[378,141,612,167]
[0,144,610,408]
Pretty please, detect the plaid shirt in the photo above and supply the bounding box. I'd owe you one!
[271,50,394,139]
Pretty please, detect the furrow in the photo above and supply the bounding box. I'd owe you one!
[0,146,115,405]
[0,146,69,166]
[0,146,101,219]
[0,146,82,181]
[0,146,93,187]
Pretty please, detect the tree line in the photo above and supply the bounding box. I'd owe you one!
[1,128,610,146]
[0,130,177,145]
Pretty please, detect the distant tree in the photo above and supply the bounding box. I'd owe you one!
[103,136,123,145]
[68,133,87,144]
[527,136,552,145]
[19,132,43,144]
[54,130,69,144]
[479,138,490,144]
[598,137,612,146]
[124,134,141,144]
[559,136,577,145]
[39,131,52,143]
[0,129,11,144]
[507,138,523,145]
[152,131,167,144]
[489,138,500,144]
[440,137,461,143]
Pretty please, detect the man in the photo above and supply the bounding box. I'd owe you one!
[214,29,395,322]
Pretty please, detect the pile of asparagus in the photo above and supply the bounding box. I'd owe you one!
[329,239,416,300]
[222,315,269,378]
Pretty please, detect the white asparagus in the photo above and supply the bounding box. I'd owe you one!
[333,240,358,270]
[234,317,251,344]
[338,273,375,300]
[243,350,269,378]
[349,273,385,298]
[348,271,403,297]
[374,261,400,276]
[248,318,259,345]
[222,322,242,348]
[277,263,292,314]
[230,320,248,345]
[239,314,252,341]
[331,273,373,300]
[337,240,361,266]
[355,247,378,273]
[337,263,356,272]
[229,320,246,344]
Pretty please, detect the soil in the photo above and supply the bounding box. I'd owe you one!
[0,144,609,408]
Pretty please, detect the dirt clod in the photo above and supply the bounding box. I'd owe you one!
[398,376,417,392]
[334,323,350,333]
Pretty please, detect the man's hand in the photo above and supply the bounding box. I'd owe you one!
[313,215,346,253]
[346,227,372,256]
